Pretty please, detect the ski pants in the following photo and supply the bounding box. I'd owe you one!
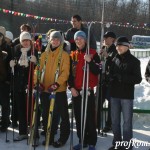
[0,82,10,128]
[72,89,97,146]
[15,91,27,135]
[41,91,70,143]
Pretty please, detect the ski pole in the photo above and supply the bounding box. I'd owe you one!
[69,100,74,150]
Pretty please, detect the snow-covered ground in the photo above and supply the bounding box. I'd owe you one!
[0,57,150,150]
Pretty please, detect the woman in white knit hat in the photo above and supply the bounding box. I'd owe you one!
[9,31,38,143]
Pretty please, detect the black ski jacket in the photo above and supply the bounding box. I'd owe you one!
[13,44,38,92]
[145,59,150,83]
[110,50,142,99]
[103,44,117,85]
[0,42,12,83]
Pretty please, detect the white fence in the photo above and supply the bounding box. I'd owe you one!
[130,49,150,58]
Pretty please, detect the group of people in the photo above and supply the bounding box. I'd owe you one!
[0,14,149,150]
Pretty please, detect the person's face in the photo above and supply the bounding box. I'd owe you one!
[103,37,115,46]
[5,37,11,44]
[116,45,128,55]
[50,38,61,48]
[71,18,82,29]
[22,39,31,48]
[75,37,86,49]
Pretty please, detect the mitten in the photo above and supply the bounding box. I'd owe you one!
[47,82,59,93]
[10,60,16,68]
[30,55,37,64]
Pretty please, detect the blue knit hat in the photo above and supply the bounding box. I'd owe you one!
[74,31,86,41]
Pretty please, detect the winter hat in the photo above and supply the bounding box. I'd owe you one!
[0,26,6,37]
[116,36,130,47]
[49,31,63,43]
[6,31,13,40]
[103,31,116,39]
[74,31,86,41]
[20,31,32,43]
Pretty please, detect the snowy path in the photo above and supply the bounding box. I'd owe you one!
[0,124,150,150]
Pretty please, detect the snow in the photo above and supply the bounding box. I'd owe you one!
[0,57,150,150]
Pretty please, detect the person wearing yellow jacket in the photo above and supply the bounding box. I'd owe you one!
[35,31,70,148]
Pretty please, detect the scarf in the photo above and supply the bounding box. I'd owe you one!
[18,47,30,67]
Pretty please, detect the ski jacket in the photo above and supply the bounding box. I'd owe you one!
[110,50,142,99]
[103,44,117,85]
[65,25,97,51]
[145,59,150,83]
[13,44,37,92]
[68,48,100,90]
[0,50,7,82]
[0,43,12,83]
[38,44,70,92]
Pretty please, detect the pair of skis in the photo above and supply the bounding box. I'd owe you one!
[28,51,41,150]
[80,22,94,150]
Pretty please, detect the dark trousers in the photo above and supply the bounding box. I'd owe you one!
[15,91,27,135]
[15,90,39,137]
[73,90,97,146]
[0,82,10,128]
[103,85,111,127]
[11,90,18,124]
[41,91,70,143]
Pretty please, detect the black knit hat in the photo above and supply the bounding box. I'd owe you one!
[116,36,130,47]
[103,31,116,39]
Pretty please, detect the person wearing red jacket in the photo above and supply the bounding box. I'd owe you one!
[68,31,100,150]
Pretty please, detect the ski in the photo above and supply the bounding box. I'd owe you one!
[28,49,41,149]
[45,92,55,150]
[81,22,94,150]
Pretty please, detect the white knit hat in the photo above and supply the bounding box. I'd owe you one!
[6,31,13,40]
[0,26,6,37]
[20,31,31,43]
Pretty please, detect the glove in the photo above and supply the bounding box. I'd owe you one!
[47,82,60,93]
[39,83,45,92]
[30,55,37,64]
[34,83,45,92]
[2,51,8,60]
[10,60,16,68]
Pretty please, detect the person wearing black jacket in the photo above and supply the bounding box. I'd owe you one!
[145,59,150,84]
[0,27,12,132]
[65,14,97,51]
[100,31,117,133]
[68,31,100,150]
[108,37,142,150]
